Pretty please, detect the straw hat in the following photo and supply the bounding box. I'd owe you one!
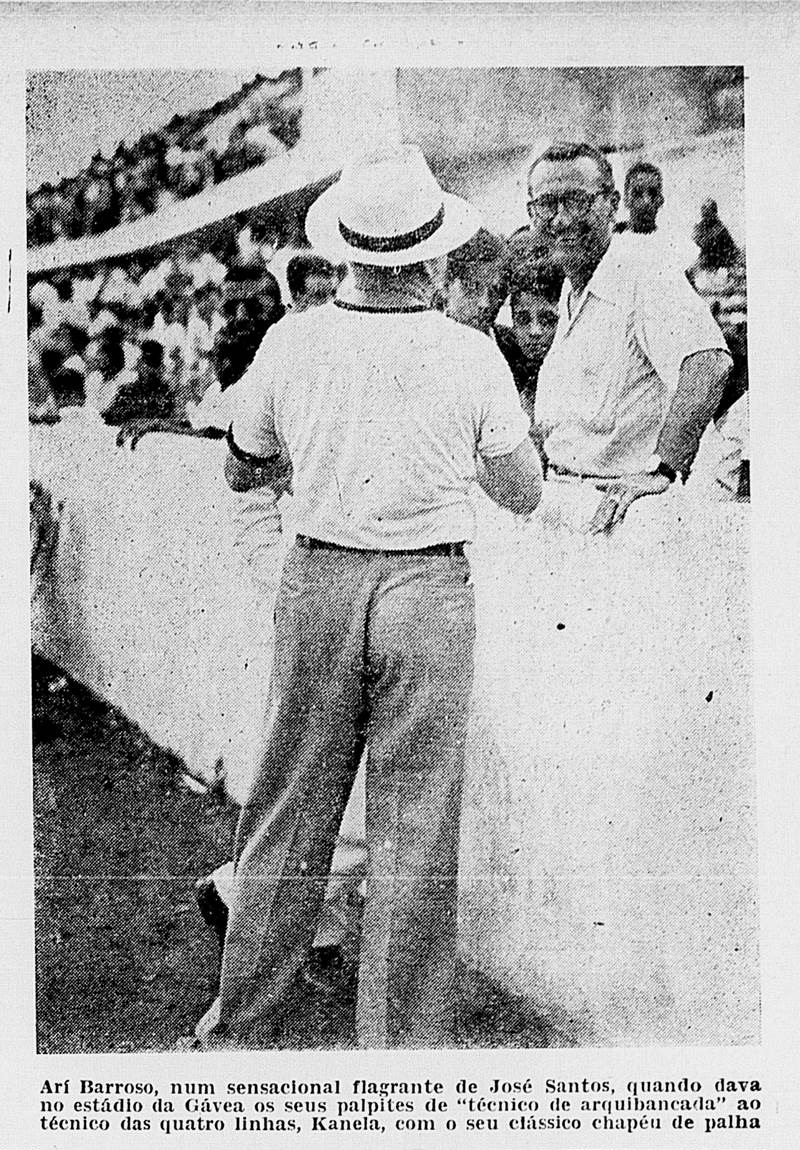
[305,145,481,267]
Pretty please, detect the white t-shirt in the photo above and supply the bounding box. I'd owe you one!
[536,244,730,477]
[232,301,529,549]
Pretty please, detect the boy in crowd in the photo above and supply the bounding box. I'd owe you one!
[494,257,564,429]
[616,161,664,236]
[285,253,342,312]
[443,228,508,336]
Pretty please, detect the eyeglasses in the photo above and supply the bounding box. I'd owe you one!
[527,189,611,223]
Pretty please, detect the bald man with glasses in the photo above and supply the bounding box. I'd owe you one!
[526,142,731,531]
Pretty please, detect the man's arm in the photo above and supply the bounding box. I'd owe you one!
[656,348,731,474]
[478,437,543,515]
[589,348,731,534]
[116,419,226,450]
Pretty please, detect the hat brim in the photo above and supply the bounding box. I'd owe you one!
[305,186,482,267]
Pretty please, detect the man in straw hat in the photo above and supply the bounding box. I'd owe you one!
[198,145,542,1048]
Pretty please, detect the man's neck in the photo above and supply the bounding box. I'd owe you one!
[342,264,435,311]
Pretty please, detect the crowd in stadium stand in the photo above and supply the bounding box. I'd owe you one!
[28,220,346,427]
[28,120,748,497]
[27,70,304,247]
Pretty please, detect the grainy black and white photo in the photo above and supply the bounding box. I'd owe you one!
[27,64,755,1055]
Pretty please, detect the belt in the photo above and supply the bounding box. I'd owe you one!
[296,535,465,557]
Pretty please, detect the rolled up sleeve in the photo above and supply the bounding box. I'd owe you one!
[636,265,731,391]
[475,342,532,459]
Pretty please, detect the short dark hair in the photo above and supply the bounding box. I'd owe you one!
[528,141,615,192]
[446,229,508,285]
[507,259,564,306]
[103,325,125,345]
[101,339,125,376]
[286,253,338,301]
[624,161,663,194]
[140,339,164,369]
[64,323,90,355]
[40,347,65,377]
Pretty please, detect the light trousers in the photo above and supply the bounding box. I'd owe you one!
[212,542,475,1048]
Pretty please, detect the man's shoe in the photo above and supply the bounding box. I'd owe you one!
[195,876,228,948]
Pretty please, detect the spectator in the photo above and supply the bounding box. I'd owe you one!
[72,265,105,313]
[39,346,86,410]
[81,154,119,236]
[103,321,141,376]
[58,322,92,381]
[28,299,47,360]
[183,286,218,403]
[494,258,563,428]
[29,367,60,423]
[84,338,136,417]
[140,254,174,300]
[29,277,62,336]
[616,161,664,235]
[28,188,55,247]
[285,253,341,312]
[28,338,61,423]
[444,228,509,335]
[28,73,305,246]
[98,261,137,312]
[614,162,699,270]
[688,202,747,422]
[189,246,227,291]
[213,268,284,389]
[102,339,174,425]
[242,117,286,167]
[692,198,741,271]
[165,134,213,200]
[87,298,121,340]
[193,281,225,345]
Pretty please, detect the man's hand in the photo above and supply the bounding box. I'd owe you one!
[588,471,671,535]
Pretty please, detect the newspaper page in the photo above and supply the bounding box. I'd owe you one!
[1,1,799,1147]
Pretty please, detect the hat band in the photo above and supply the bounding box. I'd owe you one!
[338,203,445,254]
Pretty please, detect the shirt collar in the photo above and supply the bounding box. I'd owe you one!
[334,277,432,314]
[562,242,624,323]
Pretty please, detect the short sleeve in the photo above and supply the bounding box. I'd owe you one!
[474,339,531,459]
[635,264,731,391]
[228,328,284,461]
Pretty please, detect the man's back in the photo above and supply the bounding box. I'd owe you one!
[234,301,530,549]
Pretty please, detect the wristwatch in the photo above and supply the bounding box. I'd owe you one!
[647,454,678,484]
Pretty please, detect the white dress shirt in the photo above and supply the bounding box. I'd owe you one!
[535,244,730,477]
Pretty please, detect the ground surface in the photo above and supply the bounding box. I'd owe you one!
[33,654,547,1052]
[33,655,240,1052]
